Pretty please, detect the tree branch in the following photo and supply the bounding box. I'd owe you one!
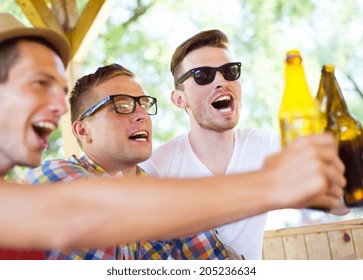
[346,73,363,99]
[122,0,155,29]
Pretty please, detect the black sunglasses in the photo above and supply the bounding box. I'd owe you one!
[79,94,157,120]
[175,62,242,86]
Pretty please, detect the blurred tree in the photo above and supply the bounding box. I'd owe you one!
[83,0,362,143]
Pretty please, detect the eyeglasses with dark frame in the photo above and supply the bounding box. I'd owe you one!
[79,94,158,121]
[175,62,242,87]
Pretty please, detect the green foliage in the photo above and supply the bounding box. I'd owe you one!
[2,0,363,178]
[0,1,26,20]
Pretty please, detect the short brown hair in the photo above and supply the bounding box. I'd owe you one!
[170,29,229,87]
[69,63,135,124]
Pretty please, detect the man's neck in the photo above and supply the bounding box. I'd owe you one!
[0,157,12,177]
[188,127,234,175]
[114,166,138,177]
[85,153,138,177]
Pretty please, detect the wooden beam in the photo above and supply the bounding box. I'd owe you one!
[69,0,116,61]
[51,0,78,32]
[15,0,64,34]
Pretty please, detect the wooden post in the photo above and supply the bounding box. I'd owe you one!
[61,60,83,158]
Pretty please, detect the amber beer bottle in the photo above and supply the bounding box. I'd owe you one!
[278,50,321,147]
[316,65,363,207]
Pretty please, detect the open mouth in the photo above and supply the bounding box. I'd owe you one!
[129,131,149,142]
[32,121,56,140]
[211,95,234,112]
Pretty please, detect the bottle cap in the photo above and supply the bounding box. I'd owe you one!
[323,64,335,72]
[286,49,302,65]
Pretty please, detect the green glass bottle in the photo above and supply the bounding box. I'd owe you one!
[316,65,363,207]
[278,50,321,147]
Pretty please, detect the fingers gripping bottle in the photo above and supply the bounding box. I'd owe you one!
[316,65,363,207]
[278,50,321,147]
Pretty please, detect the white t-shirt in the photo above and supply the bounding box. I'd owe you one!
[140,128,280,259]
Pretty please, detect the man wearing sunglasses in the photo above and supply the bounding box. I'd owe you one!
[140,29,342,259]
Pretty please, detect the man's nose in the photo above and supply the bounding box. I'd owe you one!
[131,102,148,122]
[214,71,228,88]
[50,91,69,116]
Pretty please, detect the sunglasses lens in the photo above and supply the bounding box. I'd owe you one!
[223,64,240,81]
[192,63,240,85]
[193,68,215,85]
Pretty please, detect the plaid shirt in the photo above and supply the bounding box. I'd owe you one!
[26,155,230,260]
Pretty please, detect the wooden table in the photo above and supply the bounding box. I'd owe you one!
[263,218,363,259]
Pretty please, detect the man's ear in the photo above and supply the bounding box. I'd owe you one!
[72,120,92,144]
[171,89,188,109]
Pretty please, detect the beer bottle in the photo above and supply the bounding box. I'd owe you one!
[317,65,363,207]
[316,65,340,140]
[278,50,321,147]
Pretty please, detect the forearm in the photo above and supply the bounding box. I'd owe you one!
[72,174,276,246]
[0,135,345,251]
[0,173,276,250]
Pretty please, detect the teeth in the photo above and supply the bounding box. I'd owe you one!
[33,121,56,131]
[219,107,232,112]
[212,95,233,111]
[132,131,148,137]
[130,131,148,141]
[215,96,231,102]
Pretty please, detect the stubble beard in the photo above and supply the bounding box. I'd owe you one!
[192,110,239,133]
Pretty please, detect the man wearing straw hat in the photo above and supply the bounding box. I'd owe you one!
[0,13,345,257]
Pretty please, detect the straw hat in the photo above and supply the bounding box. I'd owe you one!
[0,13,70,67]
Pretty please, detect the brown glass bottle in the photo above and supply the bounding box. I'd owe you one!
[316,65,363,208]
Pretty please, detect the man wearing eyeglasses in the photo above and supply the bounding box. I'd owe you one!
[26,63,234,260]
[140,29,320,259]
[26,64,160,259]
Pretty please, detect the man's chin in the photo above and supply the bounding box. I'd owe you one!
[135,153,152,165]
[22,153,42,168]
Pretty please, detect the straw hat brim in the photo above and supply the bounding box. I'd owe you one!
[0,27,70,68]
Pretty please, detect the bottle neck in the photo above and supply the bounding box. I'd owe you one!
[317,70,335,112]
[317,69,350,115]
[333,77,350,114]
[285,64,306,80]
[284,64,313,99]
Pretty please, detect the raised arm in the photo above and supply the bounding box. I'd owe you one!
[0,134,345,250]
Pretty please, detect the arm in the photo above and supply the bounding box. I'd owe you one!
[0,134,345,250]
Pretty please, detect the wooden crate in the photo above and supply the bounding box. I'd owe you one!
[263,218,363,260]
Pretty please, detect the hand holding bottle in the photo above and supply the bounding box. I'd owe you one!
[316,65,363,207]
[262,134,346,210]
